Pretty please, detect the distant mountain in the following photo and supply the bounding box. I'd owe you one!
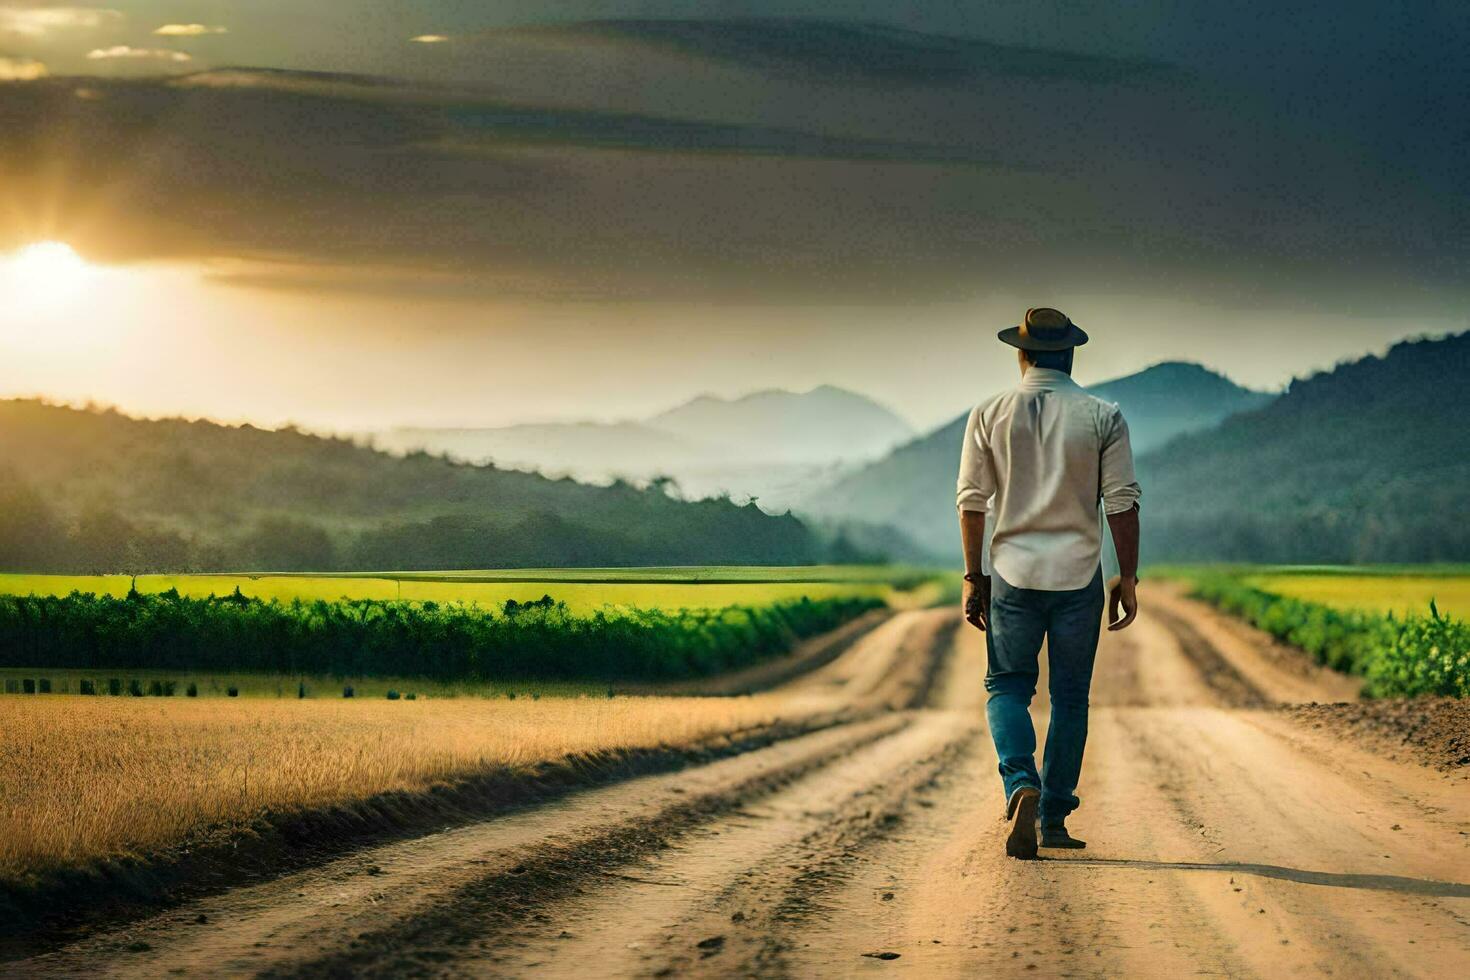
[375,385,914,510]
[1090,362,1275,454]
[1141,333,1470,563]
[0,400,832,574]
[647,385,914,464]
[803,362,1273,558]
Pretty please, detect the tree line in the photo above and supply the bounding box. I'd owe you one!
[0,467,859,572]
[0,400,893,572]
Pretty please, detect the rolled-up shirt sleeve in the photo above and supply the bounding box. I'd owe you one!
[1100,407,1142,515]
[956,405,996,514]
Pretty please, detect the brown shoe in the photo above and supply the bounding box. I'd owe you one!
[1040,825,1086,849]
[1004,787,1040,860]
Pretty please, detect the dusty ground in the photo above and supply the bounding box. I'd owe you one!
[1283,698,1470,771]
[8,585,1469,978]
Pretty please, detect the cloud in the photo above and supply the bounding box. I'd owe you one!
[0,55,46,79]
[0,6,121,37]
[171,67,402,96]
[86,45,191,62]
[494,19,1181,86]
[0,15,1464,314]
[154,24,227,37]
[410,34,449,43]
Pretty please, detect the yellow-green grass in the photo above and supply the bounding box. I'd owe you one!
[306,565,933,583]
[0,690,835,883]
[1239,574,1470,619]
[1149,564,1470,619]
[0,566,938,615]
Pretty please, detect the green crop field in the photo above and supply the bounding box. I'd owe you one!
[0,567,944,696]
[0,565,941,615]
[0,667,601,701]
[1153,564,1469,698]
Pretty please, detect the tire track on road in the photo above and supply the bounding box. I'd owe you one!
[445,714,980,979]
[1145,603,1272,708]
[268,612,963,979]
[15,610,959,979]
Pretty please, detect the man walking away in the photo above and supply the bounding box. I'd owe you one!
[956,307,1142,860]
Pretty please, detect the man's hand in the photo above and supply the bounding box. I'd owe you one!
[1107,575,1138,631]
[963,575,990,631]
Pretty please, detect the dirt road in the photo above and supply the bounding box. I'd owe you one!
[13,586,1470,978]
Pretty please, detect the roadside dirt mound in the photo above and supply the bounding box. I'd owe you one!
[1283,697,1470,770]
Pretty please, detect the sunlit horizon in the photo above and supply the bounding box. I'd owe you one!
[0,238,1454,438]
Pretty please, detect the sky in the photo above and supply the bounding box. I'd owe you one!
[0,2,1466,432]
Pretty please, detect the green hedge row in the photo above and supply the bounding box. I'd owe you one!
[1187,576,1469,698]
[0,588,884,682]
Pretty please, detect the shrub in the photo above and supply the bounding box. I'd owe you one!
[1365,600,1470,699]
[0,590,884,683]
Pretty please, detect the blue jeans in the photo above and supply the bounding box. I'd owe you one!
[984,568,1104,826]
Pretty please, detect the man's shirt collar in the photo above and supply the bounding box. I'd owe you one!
[1017,367,1079,391]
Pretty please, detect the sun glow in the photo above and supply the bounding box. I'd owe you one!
[10,240,86,282]
[3,241,94,314]
[1,240,123,354]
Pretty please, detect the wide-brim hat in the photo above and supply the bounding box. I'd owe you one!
[997,307,1089,351]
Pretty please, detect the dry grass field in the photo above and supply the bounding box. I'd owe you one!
[0,692,832,884]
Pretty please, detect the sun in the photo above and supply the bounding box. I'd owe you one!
[10,240,87,285]
[3,240,96,316]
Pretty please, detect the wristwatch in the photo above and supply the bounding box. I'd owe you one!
[962,572,985,583]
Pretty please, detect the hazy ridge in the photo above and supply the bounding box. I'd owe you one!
[376,385,914,510]
[1,337,1463,573]
[1140,332,1470,562]
[0,401,832,573]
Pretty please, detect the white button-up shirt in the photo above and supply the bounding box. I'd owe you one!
[956,367,1141,591]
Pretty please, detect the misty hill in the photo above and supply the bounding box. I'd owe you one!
[0,400,836,574]
[1092,362,1275,454]
[804,362,1272,557]
[376,386,914,510]
[1142,333,1470,563]
[648,385,913,464]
